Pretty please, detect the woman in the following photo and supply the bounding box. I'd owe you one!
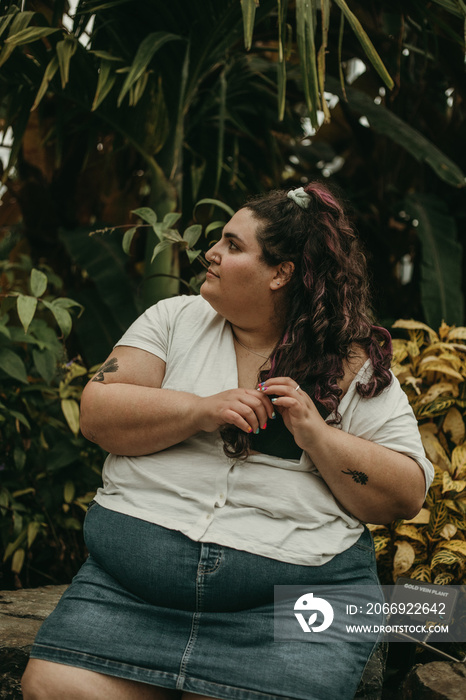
[23,183,433,700]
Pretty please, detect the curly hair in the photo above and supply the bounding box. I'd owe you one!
[220,181,392,459]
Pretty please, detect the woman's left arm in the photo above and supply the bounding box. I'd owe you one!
[258,375,429,524]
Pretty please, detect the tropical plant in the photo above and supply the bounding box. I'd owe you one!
[0,255,103,589]
[371,320,466,585]
[1,0,464,371]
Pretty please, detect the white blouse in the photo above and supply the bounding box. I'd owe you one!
[94,295,434,566]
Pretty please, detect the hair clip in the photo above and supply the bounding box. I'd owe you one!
[287,187,311,210]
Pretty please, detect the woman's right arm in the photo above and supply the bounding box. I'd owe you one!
[80,345,272,456]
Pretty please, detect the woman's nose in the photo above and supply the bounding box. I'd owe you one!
[206,244,221,264]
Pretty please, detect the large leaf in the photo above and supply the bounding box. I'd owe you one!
[0,348,28,384]
[403,194,464,328]
[326,77,466,188]
[117,31,183,107]
[56,36,78,89]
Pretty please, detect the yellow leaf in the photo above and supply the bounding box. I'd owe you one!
[373,535,391,553]
[428,502,449,537]
[404,508,431,524]
[61,399,80,437]
[452,445,466,479]
[392,339,409,364]
[11,548,25,574]
[441,539,466,556]
[27,521,41,548]
[64,481,75,504]
[393,540,416,579]
[442,471,466,494]
[434,572,455,585]
[439,321,451,340]
[418,359,463,381]
[440,523,457,540]
[419,428,452,472]
[407,340,420,357]
[447,327,466,342]
[410,565,432,582]
[431,549,464,567]
[419,382,458,404]
[395,524,427,545]
[392,319,438,341]
[416,397,456,419]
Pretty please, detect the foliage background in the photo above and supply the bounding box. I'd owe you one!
[0,0,465,589]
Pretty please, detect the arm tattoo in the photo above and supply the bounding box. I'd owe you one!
[92,357,119,382]
[341,469,369,485]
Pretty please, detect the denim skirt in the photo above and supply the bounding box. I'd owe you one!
[30,503,382,700]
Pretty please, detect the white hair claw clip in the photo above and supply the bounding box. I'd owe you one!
[287,187,311,210]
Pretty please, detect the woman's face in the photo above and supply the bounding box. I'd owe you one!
[200,208,280,322]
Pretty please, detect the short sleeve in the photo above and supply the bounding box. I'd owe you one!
[113,297,185,362]
[340,371,434,497]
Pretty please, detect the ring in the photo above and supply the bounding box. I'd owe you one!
[295,384,300,391]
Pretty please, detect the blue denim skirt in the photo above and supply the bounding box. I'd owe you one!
[30,503,382,700]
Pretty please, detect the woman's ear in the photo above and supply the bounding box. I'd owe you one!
[271,261,295,290]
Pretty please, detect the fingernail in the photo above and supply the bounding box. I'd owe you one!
[271,411,276,419]
[247,427,253,433]
[271,397,278,404]
[261,422,267,430]
[254,428,260,434]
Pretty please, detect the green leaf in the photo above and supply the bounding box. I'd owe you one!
[163,212,182,229]
[296,0,320,126]
[92,58,117,111]
[151,240,173,263]
[403,194,464,328]
[0,348,28,384]
[30,268,48,297]
[333,0,394,89]
[10,411,31,431]
[42,301,72,337]
[277,0,289,121]
[132,207,158,226]
[33,348,57,384]
[17,295,37,334]
[5,26,60,47]
[194,198,235,218]
[31,56,59,112]
[13,446,27,468]
[183,224,202,248]
[61,399,80,436]
[240,0,258,51]
[0,10,34,67]
[186,249,202,263]
[122,227,137,255]
[56,36,78,89]
[205,221,225,237]
[117,32,183,107]
[3,529,27,562]
[89,50,124,62]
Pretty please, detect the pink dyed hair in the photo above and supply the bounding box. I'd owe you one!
[220,181,392,459]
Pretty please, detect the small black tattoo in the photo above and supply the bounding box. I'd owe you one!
[341,469,369,485]
[92,357,119,382]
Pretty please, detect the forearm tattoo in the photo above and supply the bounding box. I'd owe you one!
[341,469,369,485]
[92,357,119,382]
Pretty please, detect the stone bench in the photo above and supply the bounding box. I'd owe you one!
[1,586,463,699]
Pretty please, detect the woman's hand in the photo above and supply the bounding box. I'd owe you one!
[257,377,328,450]
[198,389,275,435]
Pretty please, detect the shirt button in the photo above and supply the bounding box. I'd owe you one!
[219,493,224,499]
[206,514,211,519]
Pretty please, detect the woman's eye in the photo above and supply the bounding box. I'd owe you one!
[228,240,238,250]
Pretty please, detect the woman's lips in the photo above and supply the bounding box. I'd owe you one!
[206,268,219,278]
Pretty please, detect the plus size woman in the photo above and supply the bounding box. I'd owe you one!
[22,183,433,700]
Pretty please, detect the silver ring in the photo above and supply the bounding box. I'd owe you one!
[295,384,300,391]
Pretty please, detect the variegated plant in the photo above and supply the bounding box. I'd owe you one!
[369,320,466,585]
